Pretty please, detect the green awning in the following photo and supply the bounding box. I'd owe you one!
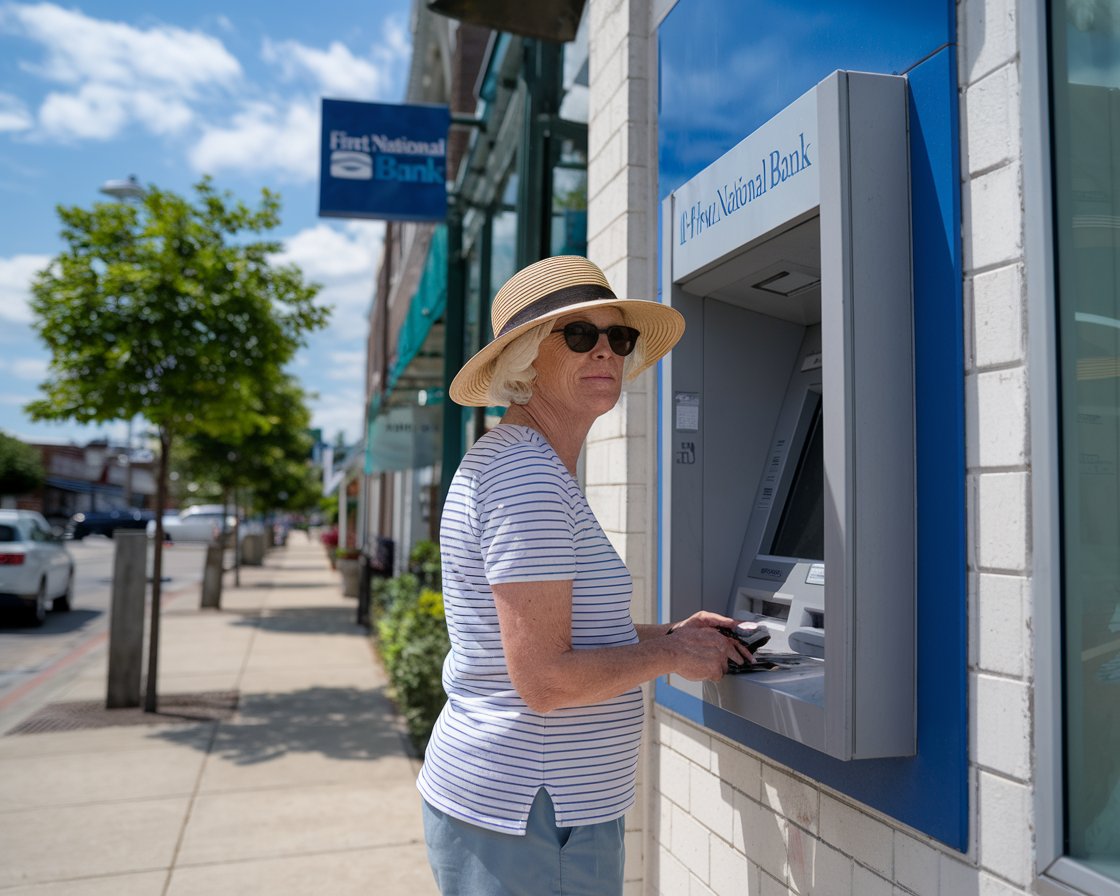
[388,224,447,394]
[365,225,447,475]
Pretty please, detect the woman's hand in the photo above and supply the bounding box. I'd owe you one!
[668,610,738,634]
[665,613,753,681]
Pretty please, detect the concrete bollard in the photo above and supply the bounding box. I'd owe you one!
[107,531,146,709]
[241,532,265,566]
[200,543,224,609]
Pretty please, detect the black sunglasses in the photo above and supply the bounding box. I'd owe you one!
[550,321,640,356]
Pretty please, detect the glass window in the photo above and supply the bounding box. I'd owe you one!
[491,173,519,296]
[551,143,587,257]
[1051,1,1120,884]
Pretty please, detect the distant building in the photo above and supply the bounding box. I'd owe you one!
[18,440,156,523]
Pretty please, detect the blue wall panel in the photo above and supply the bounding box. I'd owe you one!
[656,1,967,849]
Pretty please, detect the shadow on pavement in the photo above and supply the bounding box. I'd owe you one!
[257,564,333,573]
[150,685,411,763]
[240,580,340,590]
[0,607,101,633]
[229,606,365,636]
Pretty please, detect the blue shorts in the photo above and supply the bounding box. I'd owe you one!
[421,788,625,896]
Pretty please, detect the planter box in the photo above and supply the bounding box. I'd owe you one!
[337,557,360,597]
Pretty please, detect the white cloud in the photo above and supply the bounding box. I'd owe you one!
[309,386,366,445]
[8,357,48,380]
[37,84,127,140]
[326,350,367,381]
[275,221,382,327]
[0,391,34,406]
[188,98,319,179]
[276,220,383,281]
[129,90,194,136]
[1,2,239,140]
[261,16,409,100]
[187,21,410,179]
[379,17,410,66]
[4,2,241,90]
[263,38,386,99]
[0,253,50,324]
[37,83,193,140]
[276,221,382,444]
[0,92,31,132]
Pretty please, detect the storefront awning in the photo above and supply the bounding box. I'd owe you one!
[365,404,442,474]
[387,224,447,396]
[365,225,448,475]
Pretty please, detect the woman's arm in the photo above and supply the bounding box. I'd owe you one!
[493,581,750,713]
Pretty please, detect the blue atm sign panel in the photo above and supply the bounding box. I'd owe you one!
[319,98,449,222]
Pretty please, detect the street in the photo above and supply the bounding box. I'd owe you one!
[0,537,214,722]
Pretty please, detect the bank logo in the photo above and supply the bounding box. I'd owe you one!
[330,150,372,180]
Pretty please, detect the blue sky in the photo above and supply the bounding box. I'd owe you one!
[0,0,412,448]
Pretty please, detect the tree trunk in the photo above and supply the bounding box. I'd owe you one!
[232,485,241,587]
[144,428,171,713]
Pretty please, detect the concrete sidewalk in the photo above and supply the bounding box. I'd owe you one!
[0,537,438,895]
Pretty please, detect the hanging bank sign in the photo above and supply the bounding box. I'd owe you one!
[319,98,450,222]
[674,87,818,277]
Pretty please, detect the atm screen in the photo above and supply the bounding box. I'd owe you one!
[768,402,824,561]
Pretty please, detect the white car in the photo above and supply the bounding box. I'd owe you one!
[0,509,75,626]
[146,504,236,543]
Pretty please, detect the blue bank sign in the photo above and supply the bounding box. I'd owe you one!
[319,98,450,222]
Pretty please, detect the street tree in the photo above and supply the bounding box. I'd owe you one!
[0,430,44,498]
[26,177,328,711]
[178,373,321,588]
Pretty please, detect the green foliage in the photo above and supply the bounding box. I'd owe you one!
[178,373,321,513]
[555,181,587,211]
[25,177,327,442]
[375,575,449,754]
[407,539,441,590]
[370,571,419,621]
[0,431,44,496]
[319,493,339,525]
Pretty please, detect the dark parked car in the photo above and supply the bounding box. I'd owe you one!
[66,508,154,540]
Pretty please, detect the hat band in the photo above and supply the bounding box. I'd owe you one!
[497,284,617,338]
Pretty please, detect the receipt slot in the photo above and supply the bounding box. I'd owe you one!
[659,71,915,760]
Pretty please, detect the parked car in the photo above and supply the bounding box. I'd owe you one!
[146,504,236,543]
[66,508,154,540]
[0,509,75,625]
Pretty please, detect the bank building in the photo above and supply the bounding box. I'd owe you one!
[339,1,1120,893]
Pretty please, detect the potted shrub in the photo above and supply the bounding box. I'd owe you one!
[336,546,361,597]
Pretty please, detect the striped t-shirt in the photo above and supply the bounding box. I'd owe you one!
[417,424,644,835]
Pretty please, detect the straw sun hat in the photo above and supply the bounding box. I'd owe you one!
[449,255,686,407]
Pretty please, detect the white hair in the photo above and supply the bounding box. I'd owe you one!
[487,322,551,406]
[486,309,647,406]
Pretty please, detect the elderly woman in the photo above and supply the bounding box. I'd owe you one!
[418,256,752,895]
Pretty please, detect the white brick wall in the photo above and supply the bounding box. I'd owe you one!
[958,0,1037,882]
[587,0,1041,893]
[587,1,662,891]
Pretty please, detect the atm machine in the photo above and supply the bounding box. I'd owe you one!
[660,71,915,760]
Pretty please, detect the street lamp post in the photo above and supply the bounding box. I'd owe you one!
[100,174,145,202]
[100,175,145,508]
[98,171,154,712]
